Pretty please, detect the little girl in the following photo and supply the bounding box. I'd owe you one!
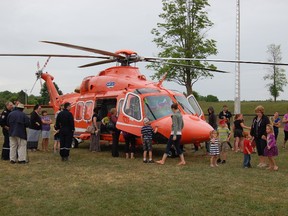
[263,124,278,171]
[209,130,220,167]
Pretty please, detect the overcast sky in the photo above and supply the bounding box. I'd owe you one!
[0,0,287,101]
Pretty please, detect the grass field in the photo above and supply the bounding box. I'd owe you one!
[1,101,288,216]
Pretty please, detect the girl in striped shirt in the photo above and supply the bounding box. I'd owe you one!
[209,130,220,167]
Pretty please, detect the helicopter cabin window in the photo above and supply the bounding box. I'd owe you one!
[174,95,196,114]
[134,88,160,95]
[75,102,84,120]
[144,95,173,120]
[187,95,203,116]
[84,101,93,120]
[117,99,124,116]
[123,94,141,121]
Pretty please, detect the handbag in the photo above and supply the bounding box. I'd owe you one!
[86,125,96,134]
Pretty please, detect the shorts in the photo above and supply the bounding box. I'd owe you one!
[234,129,243,138]
[42,130,50,139]
[255,138,267,156]
[285,130,288,141]
[143,139,152,151]
[54,133,60,141]
[219,141,230,152]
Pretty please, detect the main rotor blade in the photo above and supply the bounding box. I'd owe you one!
[0,54,109,59]
[78,59,116,68]
[41,41,124,59]
[145,57,288,66]
[147,60,230,73]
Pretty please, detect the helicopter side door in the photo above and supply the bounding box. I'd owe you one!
[117,92,143,137]
[187,94,205,120]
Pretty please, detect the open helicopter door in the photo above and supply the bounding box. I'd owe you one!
[117,92,143,137]
[187,94,205,120]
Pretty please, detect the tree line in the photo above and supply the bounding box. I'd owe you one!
[0,82,62,108]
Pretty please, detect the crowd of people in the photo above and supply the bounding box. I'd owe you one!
[1,100,288,171]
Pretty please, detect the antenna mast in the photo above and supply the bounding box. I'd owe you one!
[234,0,241,114]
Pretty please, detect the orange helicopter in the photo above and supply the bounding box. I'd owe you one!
[5,41,285,148]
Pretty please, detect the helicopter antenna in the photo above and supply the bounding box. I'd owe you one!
[157,72,168,87]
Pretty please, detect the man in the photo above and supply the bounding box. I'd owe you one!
[7,103,30,164]
[218,105,232,130]
[55,102,75,161]
[0,101,14,160]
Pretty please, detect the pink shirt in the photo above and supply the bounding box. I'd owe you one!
[284,113,288,131]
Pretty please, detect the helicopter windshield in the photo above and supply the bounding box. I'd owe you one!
[144,95,173,120]
[174,95,196,114]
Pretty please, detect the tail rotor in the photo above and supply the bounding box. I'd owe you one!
[30,57,51,93]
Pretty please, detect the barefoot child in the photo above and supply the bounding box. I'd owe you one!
[41,110,52,151]
[263,124,279,171]
[141,117,158,163]
[209,130,220,167]
[243,132,253,168]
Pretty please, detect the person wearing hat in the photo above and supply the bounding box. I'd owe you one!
[55,102,75,161]
[141,117,158,163]
[7,103,30,164]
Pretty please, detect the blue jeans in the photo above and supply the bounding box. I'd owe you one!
[243,154,251,168]
[165,135,182,155]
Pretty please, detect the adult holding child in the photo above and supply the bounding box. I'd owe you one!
[233,114,250,152]
[250,105,270,168]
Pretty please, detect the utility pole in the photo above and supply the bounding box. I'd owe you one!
[234,0,241,114]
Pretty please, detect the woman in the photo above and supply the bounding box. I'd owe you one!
[205,106,217,154]
[90,107,101,152]
[27,104,42,151]
[233,114,250,152]
[110,108,120,157]
[156,103,186,165]
[250,105,270,168]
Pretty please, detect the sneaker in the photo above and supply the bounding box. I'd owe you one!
[221,160,226,164]
[10,160,16,164]
[217,158,221,163]
[148,160,154,163]
[18,161,27,164]
[143,160,148,163]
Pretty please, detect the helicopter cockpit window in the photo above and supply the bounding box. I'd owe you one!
[134,88,161,95]
[187,95,203,116]
[75,102,84,121]
[144,95,173,120]
[123,94,142,121]
[84,101,93,120]
[174,95,196,114]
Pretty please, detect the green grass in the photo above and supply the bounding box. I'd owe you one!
[1,132,288,216]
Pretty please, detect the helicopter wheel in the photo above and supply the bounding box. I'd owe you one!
[72,137,79,148]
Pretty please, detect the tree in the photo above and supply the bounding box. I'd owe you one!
[149,0,217,95]
[40,82,63,105]
[264,44,287,102]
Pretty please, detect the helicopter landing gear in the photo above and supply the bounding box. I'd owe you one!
[72,137,79,148]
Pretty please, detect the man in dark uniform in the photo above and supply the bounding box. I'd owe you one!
[219,105,232,130]
[55,102,75,161]
[1,101,14,160]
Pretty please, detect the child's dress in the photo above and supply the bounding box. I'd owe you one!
[264,133,278,157]
[209,138,220,156]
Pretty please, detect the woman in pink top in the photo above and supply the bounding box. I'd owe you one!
[282,112,288,148]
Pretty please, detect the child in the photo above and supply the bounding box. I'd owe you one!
[263,124,279,171]
[53,126,60,154]
[217,119,231,164]
[233,114,250,152]
[141,117,158,163]
[41,110,52,151]
[243,132,253,168]
[209,130,220,167]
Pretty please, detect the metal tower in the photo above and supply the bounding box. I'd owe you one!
[234,0,241,114]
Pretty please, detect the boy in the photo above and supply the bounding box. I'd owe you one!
[217,119,231,164]
[141,117,158,163]
[243,132,253,168]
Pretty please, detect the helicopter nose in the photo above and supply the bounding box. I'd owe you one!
[152,114,213,144]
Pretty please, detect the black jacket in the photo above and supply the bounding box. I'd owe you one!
[7,109,30,140]
[55,109,75,134]
[29,111,42,130]
[250,115,270,139]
